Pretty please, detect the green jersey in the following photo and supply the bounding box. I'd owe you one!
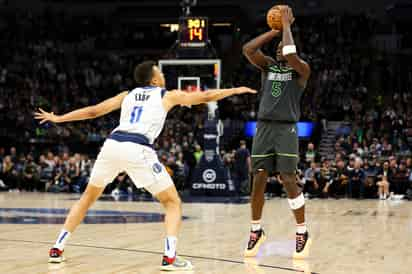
[257,63,304,122]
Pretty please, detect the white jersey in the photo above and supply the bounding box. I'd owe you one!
[112,86,167,144]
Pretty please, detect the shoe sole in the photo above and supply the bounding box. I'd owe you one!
[48,256,65,263]
[244,233,267,257]
[160,265,193,271]
[293,238,312,260]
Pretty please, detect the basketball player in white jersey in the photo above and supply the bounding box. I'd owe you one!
[34,61,256,271]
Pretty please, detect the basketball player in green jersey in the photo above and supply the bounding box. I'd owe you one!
[242,6,311,259]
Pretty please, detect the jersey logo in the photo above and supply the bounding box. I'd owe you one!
[268,66,293,98]
[153,163,163,174]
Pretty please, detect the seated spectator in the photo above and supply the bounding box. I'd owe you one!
[1,155,19,191]
[389,161,410,195]
[316,159,333,198]
[67,157,80,192]
[347,158,366,198]
[328,159,349,198]
[376,161,391,200]
[266,175,283,197]
[303,161,319,198]
[48,161,71,193]
[39,154,56,191]
[363,160,378,199]
[106,173,135,195]
[22,154,40,191]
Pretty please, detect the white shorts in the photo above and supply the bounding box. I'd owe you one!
[89,139,173,195]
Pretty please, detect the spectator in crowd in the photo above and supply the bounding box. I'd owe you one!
[347,158,366,198]
[233,140,251,195]
[305,143,317,164]
[1,156,19,191]
[193,145,203,164]
[377,161,391,200]
[22,154,40,191]
[106,173,135,196]
[390,161,410,196]
[316,159,333,198]
[363,160,378,198]
[303,161,319,197]
[48,160,72,193]
[328,159,349,198]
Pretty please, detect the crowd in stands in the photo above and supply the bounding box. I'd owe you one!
[0,9,411,199]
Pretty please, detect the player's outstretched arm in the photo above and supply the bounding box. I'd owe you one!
[162,87,257,112]
[243,30,280,70]
[280,6,310,86]
[34,91,128,124]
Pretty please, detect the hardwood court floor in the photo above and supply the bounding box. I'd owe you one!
[0,192,411,274]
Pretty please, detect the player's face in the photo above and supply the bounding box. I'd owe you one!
[151,66,166,88]
[276,42,285,62]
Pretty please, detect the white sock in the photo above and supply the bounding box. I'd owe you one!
[164,236,177,258]
[383,193,387,199]
[251,220,262,232]
[53,229,71,251]
[296,223,307,234]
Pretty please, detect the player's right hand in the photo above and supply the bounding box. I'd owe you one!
[234,87,257,95]
[280,6,295,26]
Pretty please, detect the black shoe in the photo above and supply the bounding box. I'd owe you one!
[293,231,312,259]
[244,229,266,257]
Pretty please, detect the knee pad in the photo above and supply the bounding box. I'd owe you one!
[288,193,305,210]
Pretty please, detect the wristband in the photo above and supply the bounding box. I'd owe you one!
[282,45,297,56]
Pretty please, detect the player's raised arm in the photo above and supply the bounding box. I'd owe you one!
[162,87,256,112]
[243,30,280,70]
[34,91,128,124]
[280,6,310,85]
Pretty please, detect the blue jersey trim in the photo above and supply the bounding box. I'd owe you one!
[128,86,159,93]
[108,131,153,148]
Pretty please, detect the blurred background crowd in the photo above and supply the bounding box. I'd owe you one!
[1,1,411,199]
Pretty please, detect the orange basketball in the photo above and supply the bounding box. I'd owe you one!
[267,5,283,30]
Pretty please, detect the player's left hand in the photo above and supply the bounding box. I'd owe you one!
[234,87,257,95]
[34,108,60,124]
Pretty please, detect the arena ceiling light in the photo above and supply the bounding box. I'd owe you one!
[160,24,180,32]
[212,23,232,27]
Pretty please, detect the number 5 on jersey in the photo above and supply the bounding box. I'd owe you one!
[130,106,143,124]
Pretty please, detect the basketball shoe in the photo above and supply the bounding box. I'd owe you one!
[293,231,312,259]
[244,229,266,257]
[48,248,65,263]
[160,255,193,271]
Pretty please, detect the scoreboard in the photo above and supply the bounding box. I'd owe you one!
[179,17,208,48]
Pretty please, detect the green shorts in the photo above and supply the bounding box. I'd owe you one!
[251,120,299,174]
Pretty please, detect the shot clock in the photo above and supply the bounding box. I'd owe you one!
[179,17,208,48]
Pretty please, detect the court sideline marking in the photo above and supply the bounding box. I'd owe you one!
[0,238,319,274]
